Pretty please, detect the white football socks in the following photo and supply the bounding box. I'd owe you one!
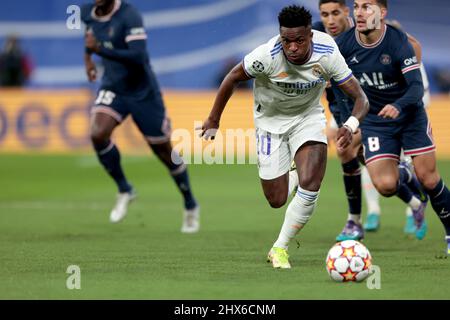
[348,214,362,224]
[405,207,413,217]
[273,186,319,250]
[362,166,381,215]
[409,196,422,211]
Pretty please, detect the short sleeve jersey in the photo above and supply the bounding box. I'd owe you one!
[243,30,352,134]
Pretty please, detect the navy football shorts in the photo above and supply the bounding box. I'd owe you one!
[362,108,435,165]
[91,88,171,144]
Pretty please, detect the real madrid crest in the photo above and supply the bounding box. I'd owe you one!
[312,65,323,77]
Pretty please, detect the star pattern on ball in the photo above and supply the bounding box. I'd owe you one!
[343,247,356,259]
[364,257,372,270]
[326,241,373,283]
[342,269,357,282]
[327,258,335,270]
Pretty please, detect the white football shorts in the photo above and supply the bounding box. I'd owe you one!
[256,108,327,180]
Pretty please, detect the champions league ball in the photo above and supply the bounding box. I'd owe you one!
[326,240,372,282]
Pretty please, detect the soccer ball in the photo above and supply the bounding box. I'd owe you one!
[325,240,372,282]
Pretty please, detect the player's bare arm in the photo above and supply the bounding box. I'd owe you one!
[336,76,369,150]
[199,63,251,140]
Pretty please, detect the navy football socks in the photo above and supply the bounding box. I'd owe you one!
[171,165,197,210]
[425,179,450,236]
[342,158,362,216]
[94,140,132,193]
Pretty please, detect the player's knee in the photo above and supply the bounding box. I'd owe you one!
[267,193,288,209]
[151,142,171,158]
[299,175,321,192]
[373,177,397,197]
[90,128,110,145]
[416,170,440,191]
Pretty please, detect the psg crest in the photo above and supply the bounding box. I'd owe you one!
[380,54,392,65]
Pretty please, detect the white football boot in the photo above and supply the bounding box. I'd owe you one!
[109,190,136,223]
[181,205,200,233]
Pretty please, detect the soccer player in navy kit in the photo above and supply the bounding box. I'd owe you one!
[82,0,200,233]
[335,0,450,254]
[314,0,430,240]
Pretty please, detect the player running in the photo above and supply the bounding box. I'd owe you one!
[334,0,450,255]
[314,0,430,240]
[199,5,369,268]
[81,0,200,233]
[385,19,432,235]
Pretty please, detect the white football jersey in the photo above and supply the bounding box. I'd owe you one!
[243,30,352,134]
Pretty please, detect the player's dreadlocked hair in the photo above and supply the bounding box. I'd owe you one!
[319,0,346,7]
[278,5,312,29]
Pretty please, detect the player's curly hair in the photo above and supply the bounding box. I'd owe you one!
[278,5,312,28]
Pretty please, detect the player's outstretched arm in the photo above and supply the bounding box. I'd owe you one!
[336,76,369,150]
[198,63,252,140]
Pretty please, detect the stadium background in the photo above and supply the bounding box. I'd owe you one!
[0,0,449,155]
[1,0,450,300]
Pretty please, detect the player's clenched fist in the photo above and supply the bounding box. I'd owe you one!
[336,126,353,151]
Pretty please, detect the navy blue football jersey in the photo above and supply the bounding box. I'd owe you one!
[334,24,424,125]
[81,1,159,97]
[312,21,327,33]
[312,18,355,121]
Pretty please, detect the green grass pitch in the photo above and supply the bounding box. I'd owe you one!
[0,154,449,299]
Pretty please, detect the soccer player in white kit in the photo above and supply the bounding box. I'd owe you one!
[199,5,369,268]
